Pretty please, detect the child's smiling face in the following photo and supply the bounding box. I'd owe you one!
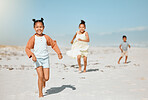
[34,22,44,35]
[123,37,127,42]
[79,24,86,33]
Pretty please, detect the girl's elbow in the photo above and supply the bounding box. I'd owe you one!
[25,47,28,52]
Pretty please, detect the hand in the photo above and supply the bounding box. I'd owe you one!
[32,54,37,62]
[78,38,82,41]
[121,49,123,52]
[58,53,63,59]
[71,40,73,44]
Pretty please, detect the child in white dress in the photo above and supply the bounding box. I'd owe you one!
[67,20,90,72]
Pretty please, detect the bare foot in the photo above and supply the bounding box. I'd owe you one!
[83,70,86,73]
[124,62,127,64]
[118,61,120,64]
[79,67,81,72]
[39,93,43,98]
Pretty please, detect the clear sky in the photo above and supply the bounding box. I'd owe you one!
[0,0,148,47]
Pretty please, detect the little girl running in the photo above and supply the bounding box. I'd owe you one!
[66,20,90,73]
[25,18,63,97]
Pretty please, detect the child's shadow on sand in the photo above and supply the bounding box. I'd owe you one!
[126,61,131,64]
[44,85,76,96]
[122,61,131,64]
[86,68,99,72]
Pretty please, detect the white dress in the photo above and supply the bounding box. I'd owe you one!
[66,31,89,58]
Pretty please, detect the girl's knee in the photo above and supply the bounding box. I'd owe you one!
[77,55,81,59]
[38,76,44,80]
[44,77,49,81]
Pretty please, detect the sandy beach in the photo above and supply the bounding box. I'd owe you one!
[0,45,148,100]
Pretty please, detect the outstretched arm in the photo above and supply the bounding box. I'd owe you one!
[78,32,90,42]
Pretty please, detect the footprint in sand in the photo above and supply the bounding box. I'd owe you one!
[105,65,115,69]
[16,57,19,60]
[133,63,140,67]
[3,65,9,69]
[8,67,14,70]
[70,65,76,67]
[100,70,104,72]
[55,63,67,68]
[80,77,85,79]
[119,65,128,67]
[70,65,79,69]
[88,62,100,66]
[62,64,67,68]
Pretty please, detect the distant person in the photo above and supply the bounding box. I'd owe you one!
[66,20,90,73]
[118,35,131,64]
[25,18,63,97]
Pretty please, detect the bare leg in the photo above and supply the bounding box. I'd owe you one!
[43,79,45,88]
[77,55,81,72]
[118,56,123,64]
[125,56,128,64]
[83,56,87,72]
[43,68,50,88]
[36,66,44,97]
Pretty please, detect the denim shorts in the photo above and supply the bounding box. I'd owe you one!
[33,57,50,69]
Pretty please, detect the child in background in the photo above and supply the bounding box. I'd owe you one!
[25,18,63,97]
[118,35,131,64]
[67,20,90,73]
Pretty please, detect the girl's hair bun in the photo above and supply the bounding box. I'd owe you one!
[81,20,85,24]
[32,19,36,22]
[32,18,45,27]
[41,18,44,21]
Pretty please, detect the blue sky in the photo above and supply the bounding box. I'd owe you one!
[0,0,148,47]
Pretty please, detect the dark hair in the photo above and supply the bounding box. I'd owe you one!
[79,20,86,27]
[122,35,127,38]
[32,18,44,27]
